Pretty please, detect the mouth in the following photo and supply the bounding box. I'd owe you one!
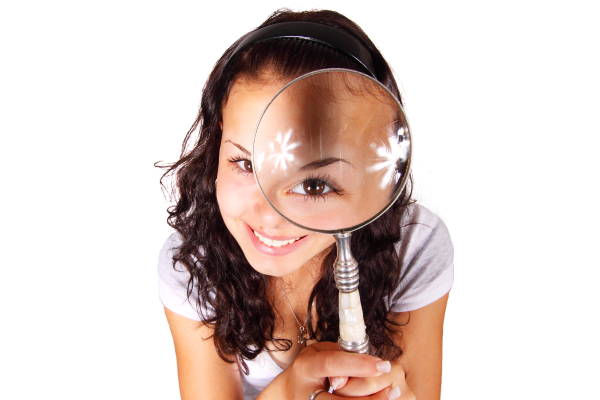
[252,230,306,248]
[244,222,309,256]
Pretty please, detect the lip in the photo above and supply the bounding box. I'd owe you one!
[244,222,309,256]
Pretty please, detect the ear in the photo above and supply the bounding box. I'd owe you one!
[220,121,223,130]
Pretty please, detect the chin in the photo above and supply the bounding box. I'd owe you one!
[243,239,336,279]
[247,257,299,277]
[240,244,311,277]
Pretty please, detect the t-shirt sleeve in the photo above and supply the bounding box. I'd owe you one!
[389,204,454,312]
[157,232,211,321]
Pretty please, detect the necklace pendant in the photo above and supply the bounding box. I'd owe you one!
[298,326,307,345]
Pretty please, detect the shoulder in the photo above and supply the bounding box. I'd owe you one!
[157,232,186,288]
[157,232,209,321]
[390,204,454,312]
[396,203,453,265]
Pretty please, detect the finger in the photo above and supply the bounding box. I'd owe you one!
[328,376,348,391]
[334,375,389,397]
[298,351,390,379]
[308,385,400,400]
[334,360,405,397]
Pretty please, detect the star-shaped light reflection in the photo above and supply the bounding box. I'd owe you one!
[267,129,301,172]
[368,128,410,189]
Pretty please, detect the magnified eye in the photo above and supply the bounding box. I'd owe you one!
[291,180,331,195]
[290,180,331,195]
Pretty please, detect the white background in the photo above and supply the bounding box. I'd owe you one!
[1,1,598,399]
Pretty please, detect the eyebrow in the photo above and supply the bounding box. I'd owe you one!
[298,157,352,172]
[224,140,351,170]
[224,140,250,156]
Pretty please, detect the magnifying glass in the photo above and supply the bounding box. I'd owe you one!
[252,69,411,353]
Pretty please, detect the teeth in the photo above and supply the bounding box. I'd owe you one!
[254,230,301,247]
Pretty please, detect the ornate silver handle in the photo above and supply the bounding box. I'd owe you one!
[334,233,369,354]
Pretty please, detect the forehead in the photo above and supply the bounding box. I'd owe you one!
[221,74,400,158]
[221,80,282,146]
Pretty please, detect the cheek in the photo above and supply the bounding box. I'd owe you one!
[216,167,255,219]
[317,234,336,252]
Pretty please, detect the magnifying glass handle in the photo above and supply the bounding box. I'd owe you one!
[334,233,370,354]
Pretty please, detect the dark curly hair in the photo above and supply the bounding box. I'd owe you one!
[158,9,413,373]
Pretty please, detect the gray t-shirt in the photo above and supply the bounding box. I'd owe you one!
[157,203,454,399]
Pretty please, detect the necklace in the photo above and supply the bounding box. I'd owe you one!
[277,278,309,345]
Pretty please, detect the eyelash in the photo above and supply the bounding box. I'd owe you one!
[228,155,253,176]
[227,156,344,202]
[295,173,345,203]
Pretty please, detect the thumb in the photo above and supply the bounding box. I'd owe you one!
[329,376,349,391]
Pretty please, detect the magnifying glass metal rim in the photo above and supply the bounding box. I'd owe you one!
[251,68,412,235]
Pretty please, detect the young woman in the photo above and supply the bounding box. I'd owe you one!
[158,9,453,400]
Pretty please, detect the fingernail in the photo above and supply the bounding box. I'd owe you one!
[330,377,343,390]
[376,360,391,373]
[388,385,401,400]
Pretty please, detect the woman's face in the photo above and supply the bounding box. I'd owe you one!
[216,79,335,277]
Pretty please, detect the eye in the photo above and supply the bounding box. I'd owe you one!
[287,174,345,202]
[229,157,253,174]
[237,159,253,173]
[290,178,332,196]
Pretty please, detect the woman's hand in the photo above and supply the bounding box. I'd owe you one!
[329,359,414,399]
[257,342,411,400]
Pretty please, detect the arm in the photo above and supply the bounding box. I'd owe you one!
[164,307,245,400]
[393,292,449,400]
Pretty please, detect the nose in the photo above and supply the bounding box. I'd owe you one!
[253,191,288,230]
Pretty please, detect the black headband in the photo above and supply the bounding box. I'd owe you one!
[226,21,376,79]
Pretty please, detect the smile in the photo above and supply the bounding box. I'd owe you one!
[244,222,310,257]
[253,230,304,247]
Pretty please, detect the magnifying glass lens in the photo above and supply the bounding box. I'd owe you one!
[253,69,411,234]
